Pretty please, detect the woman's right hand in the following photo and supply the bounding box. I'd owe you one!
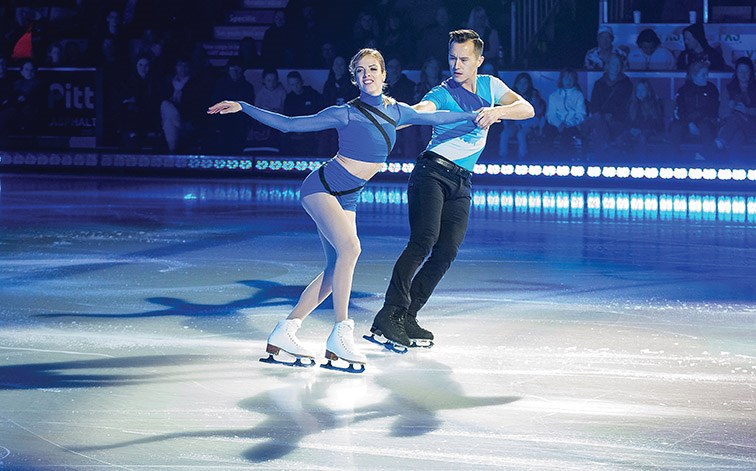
[207,100,241,114]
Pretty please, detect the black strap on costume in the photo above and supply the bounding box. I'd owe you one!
[348,98,397,155]
[318,162,365,197]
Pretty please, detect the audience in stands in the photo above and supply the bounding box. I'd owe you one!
[0,55,13,138]
[545,68,587,152]
[584,25,628,71]
[208,57,255,154]
[416,5,452,70]
[252,68,286,148]
[382,13,411,67]
[627,28,675,71]
[13,60,46,132]
[621,78,665,148]
[385,57,416,159]
[412,56,444,157]
[261,10,295,68]
[3,1,756,164]
[160,57,205,153]
[352,10,381,50]
[715,57,756,161]
[321,55,357,156]
[670,61,720,159]
[677,23,729,72]
[120,54,162,150]
[584,53,633,155]
[282,70,323,155]
[499,72,546,161]
[466,6,502,68]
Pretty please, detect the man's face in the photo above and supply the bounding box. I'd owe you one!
[228,65,242,81]
[639,41,656,56]
[448,40,483,84]
[20,62,35,80]
[597,32,613,50]
[263,73,278,90]
[287,77,303,94]
[136,58,150,78]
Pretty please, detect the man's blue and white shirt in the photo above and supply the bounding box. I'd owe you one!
[423,74,510,171]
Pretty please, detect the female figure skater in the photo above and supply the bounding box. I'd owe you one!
[208,48,477,372]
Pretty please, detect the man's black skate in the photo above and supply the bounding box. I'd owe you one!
[363,305,410,353]
[405,311,434,348]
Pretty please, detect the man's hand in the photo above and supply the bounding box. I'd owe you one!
[474,106,503,130]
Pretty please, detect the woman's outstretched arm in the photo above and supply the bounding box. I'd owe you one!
[396,102,478,127]
[207,100,347,133]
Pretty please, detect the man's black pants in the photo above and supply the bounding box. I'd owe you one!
[383,151,472,314]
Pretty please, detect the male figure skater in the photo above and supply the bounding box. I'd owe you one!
[369,30,535,348]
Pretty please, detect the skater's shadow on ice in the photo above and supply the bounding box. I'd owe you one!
[34,279,374,339]
[73,358,520,464]
[0,355,208,390]
[369,358,520,438]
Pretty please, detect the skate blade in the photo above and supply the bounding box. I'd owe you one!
[320,359,365,374]
[320,351,365,373]
[410,339,434,348]
[259,345,316,368]
[362,334,409,354]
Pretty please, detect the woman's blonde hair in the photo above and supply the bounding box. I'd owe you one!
[348,48,394,105]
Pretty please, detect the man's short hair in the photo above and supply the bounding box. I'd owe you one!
[449,29,484,57]
[286,70,303,81]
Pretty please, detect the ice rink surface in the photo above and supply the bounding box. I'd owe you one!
[0,173,754,470]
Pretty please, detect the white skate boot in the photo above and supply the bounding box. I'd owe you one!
[322,319,367,373]
[260,318,316,367]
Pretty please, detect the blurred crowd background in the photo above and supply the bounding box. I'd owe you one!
[1,0,754,165]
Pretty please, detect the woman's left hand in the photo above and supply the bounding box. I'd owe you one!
[207,100,241,114]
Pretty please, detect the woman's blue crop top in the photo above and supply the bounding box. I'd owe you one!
[238,92,475,164]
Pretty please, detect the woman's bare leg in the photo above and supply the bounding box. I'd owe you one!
[288,193,359,323]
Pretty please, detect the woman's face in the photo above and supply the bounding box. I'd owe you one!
[562,73,576,89]
[515,76,530,93]
[136,57,150,78]
[332,56,347,78]
[736,63,752,84]
[353,55,385,95]
[635,83,649,100]
[263,73,278,90]
[692,67,709,86]
[423,59,440,81]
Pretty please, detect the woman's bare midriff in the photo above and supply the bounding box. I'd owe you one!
[335,154,383,181]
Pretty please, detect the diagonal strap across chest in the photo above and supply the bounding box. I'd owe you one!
[349,99,397,155]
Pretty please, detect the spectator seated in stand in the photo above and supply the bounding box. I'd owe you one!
[120,55,163,150]
[208,58,255,154]
[160,58,205,153]
[670,60,720,161]
[466,5,502,65]
[282,70,323,155]
[252,68,287,149]
[619,78,665,149]
[544,67,587,155]
[0,55,13,139]
[677,23,730,72]
[12,60,46,133]
[584,25,628,71]
[584,53,633,157]
[385,57,417,159]
[321,55,357,156]
[498,72,546,161]
[715,57,756,163]
[627,28,676,71]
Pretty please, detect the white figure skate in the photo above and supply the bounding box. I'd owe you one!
[260,318,316,368]
[322,319,367,373]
